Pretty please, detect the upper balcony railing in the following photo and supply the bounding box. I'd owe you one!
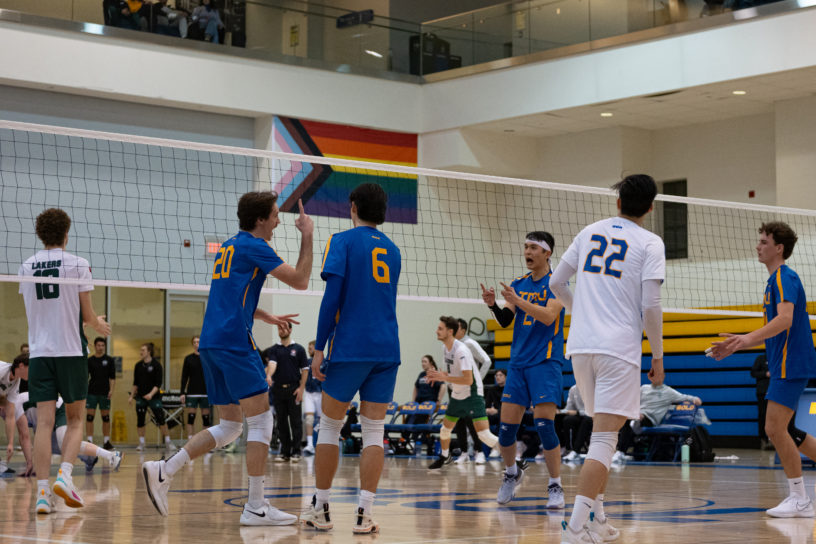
[0,0,809,82]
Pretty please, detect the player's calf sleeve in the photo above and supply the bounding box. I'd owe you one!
[585,432,618,470]
[316,413,344,446]
[86,414,95,423]
[534,418,560,451]
[477,428,498,448]
[498,422,520,448]
[304,413,315,427]
[439,425,453,442]
[201,413,211,427]
[187,412,197,425]
[788,419,808,448]
[207,419,244,448]
[246,411,273,444]
[360,415,385,450]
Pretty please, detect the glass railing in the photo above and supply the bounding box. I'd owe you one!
[0,0,806,79]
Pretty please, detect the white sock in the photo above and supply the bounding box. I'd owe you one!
[248,475,265,509]
[789,477,806,498]
[306,435,314,448]
[549,477,562,487]
[164,435,171,444]
[358,489,375,515]
[568,495,595,532]
[139,437,145,444]
[87,436,93,443]
[59,462,73,479]
[595,493,607,522]
[165,448,190,477]
[505,463,518,476]
[103,436,110,443]
[315,488,330,508]
[441,448,449,458]
[96,448,114,462]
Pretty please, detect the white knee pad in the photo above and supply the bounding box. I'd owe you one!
[55,426,67,452]
[316,413,344,446]
[207,419,244,448]
[586,431,618,470]
[477,429,498,449]
[439,425,453,441]
[304,413,315,427]
[360,415,385,450]
[246,411,273,444]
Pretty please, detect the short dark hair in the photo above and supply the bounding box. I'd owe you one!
[526,231,555,252]
[237,191,278,231]
[612,174,657,218]
[142,342,154,357]
[191,335,199,343]
[495,368,507,377]
[457,318,468,332]
[20,343,28,351]
[35,208,71,247]
[759,221,798,259]
[12,353,29,372]
[439,315,459,334]
[422,354,438,370]
[94,337,106,346]
[349,183,387,225]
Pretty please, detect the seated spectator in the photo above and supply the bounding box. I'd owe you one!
[191,0,224,43]
[559,385,592,460]
[150,0,189,37]
[404,355,444,454]
[485,368,505,428]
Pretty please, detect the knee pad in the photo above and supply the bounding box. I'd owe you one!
[788,420,808,447]
[152,406,166,426]
[136,407,147,428]
[246,411,273,444]
[439,425,453,442]
[187,412,197,425]
[535,418,560,451]
[586,431,618,470]
[477,428,498,448]
[207,419,244,449]
[101,414,110,423]
[304,413,315,427]
[360,415,385,450]
[202,413,211,427]
[316,413,344,446]
[86,414,95,422]
[498,422,520,448]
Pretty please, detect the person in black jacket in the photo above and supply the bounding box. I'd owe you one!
[752,352,771,449]
[181,336,210,439]
[129,343,174,453]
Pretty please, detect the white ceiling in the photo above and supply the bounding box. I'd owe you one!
[469,66,816,137]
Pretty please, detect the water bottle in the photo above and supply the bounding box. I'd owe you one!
[681,443,690,463]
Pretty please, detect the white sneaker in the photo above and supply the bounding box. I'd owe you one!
[142,460,172,516]
[165,442,178,454]
[563,450,578,462]
[352,507,379,534]
[300,497,333,531]
[588,513,620,541]
[547,483,565,509]
[611,451,625,465]
[240,500,297,526]
[303,445,315,455]
[497,467,524,505]
[52,470,84,508]
[561,521,600,543]
[474,452,486,465]
[35,489,55,514]
[136,443,145,453]
[109,451,123,471]
[454,454,468,465]
[766,495,815,518]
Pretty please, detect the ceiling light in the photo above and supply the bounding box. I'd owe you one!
[365,50,383,58]
[600,112,613,117]
[732,90,747,95]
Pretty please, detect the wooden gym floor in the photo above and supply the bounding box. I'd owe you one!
[0,447,814,543]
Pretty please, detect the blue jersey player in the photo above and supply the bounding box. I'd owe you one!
[143,192,314,526]
[480,231,566,508]
[710,221,816,519]
[301,183,401,536]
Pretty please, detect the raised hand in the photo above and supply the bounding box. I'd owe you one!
[499,282,521,306]
[480,283,496,306]
[294,199,314,236]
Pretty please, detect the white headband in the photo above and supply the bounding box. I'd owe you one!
[525,239,551,253]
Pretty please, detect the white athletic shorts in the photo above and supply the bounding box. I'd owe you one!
[571,353,640,419]
[303,391,322,415]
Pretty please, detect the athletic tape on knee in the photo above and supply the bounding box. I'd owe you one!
[788,420,808,447]
[586,432,618,470]
[86,414,95,423]
[304,413,315,427]
[202,414,211,427]
[360,415,385,450]
[187,412,197,425]
[207,419,244,449]
[535,418,560,451]
[101,415,110,423]
[317,413,344,446]
[439,425,453,441]
[246,411,273,444]
[477,429,498,448]
[498,422,520,448]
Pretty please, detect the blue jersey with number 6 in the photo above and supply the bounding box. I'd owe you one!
[200,231,284,351]
[320,226,401,363]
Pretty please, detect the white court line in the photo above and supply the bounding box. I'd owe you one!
[0,534,91,544]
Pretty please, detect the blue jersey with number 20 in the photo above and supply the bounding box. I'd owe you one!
[200,231,284,351]
[320,226,401,363]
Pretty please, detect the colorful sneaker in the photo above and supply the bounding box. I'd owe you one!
[239,500,297,526]
[766,495,815,518]
[588,513,620,542]
[53,471,84,508]
[110,450,123,472]
[300,496,333,531]
[35,489,55,514]
[352,507,379,534]
[561,521,600,543]
[142,460,172,516]
[547,483,566,509]
[497,467,524,505]
[428,454,453,470]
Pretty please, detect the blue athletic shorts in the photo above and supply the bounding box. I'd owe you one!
[322,360,400,404]
[766,377,808,411]
[502,360,563,408]
[199,347,268,406]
